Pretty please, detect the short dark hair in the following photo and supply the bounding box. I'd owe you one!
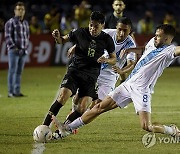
[117,17,132,28]
[14,1,25,9]
[156,24,176,37]
[113,0,125,3]
[90,11,105,24]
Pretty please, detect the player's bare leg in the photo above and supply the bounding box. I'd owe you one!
[139,111,180,137]
[71,92,79,112]
[53,96,93,138]
[51,94,95,139]
[65,96,92,124]
[81,96,118,124]
[88,98,101,109]
[53,96,118,138]
[66,96,118,132]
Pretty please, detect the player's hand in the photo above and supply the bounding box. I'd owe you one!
[97,56,107,63]
[112,65,123,74]
[120,49,128,59]
[67,45,76,58]
[52,29,60,40]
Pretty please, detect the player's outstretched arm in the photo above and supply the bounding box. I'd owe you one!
[112,60,135,75]
[52,29,69,44]
[174,46,180,57]
[120,46,145,58]
[106,52,116,65]
[97,52,116,65]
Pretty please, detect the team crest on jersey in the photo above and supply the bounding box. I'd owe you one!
[89,40,96,48]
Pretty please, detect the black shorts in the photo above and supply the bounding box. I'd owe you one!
[60,68,97,98]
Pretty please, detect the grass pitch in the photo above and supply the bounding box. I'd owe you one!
[0,66,180,154]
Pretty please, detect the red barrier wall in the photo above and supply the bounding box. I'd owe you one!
[0,33,55,69]
[0,33,179,69]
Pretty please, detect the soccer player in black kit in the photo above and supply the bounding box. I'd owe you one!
[42,11,116,129]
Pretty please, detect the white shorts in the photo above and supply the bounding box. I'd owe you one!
[97,84,114,100]
[108,82,152,113]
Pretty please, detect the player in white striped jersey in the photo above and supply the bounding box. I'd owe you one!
[97,27,136,100]
[54,24,180,139]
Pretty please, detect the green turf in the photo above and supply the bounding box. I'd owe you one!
[0,67,180,154]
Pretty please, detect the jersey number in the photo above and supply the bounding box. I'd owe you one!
[143,94,148,102]
[88,48,95,57]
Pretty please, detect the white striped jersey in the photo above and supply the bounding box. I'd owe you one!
[126,37,176,93]
[97,29,136,87]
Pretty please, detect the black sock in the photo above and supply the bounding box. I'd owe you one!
[64,110,82,124]
[43,100,63,126]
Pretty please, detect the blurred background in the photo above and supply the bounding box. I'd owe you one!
[0,0,180,68]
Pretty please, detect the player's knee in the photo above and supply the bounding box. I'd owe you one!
[77,106,87,114]
[93,103,103,115]
[57,91,72,105]
[57,94,68,105]
[89,99,101,109]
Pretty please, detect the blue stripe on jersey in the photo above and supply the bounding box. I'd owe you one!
[116,40,134,61]
[101,63,108,70]
[126,45,168,81]
[101,37,135,70]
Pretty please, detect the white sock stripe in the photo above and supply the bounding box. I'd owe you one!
[79,117,85,125]
[68,117,84,130]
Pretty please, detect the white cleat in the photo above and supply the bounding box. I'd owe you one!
[51,130,62,140]
[170,124,180,137]
[51,115,72,138]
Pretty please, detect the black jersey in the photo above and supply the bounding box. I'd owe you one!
[105,14,134,36]
[105,13,124,29]
[68,27,115,79]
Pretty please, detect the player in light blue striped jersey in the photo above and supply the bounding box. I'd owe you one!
[97,20,136,100]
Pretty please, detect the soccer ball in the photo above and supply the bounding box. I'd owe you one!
[33,125,52,143]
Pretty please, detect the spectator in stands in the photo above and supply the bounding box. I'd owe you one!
[43,5,61,33]
[162,11,180,33]
[74,0,92,28]
[105,0,126,29]
[60,12,78,35]
[29,15,42,34]
[137,10,155,34]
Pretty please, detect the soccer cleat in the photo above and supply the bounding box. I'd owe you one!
[72,129,78,134]
[65,111,78,135]
[51,130,62,140]
[169,124,180,137]
[52,115,72,138]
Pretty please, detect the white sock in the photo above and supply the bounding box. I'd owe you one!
[163,125,174,135]
[67,117,85,130]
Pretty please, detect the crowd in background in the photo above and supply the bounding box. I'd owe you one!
[0,0,179,35]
